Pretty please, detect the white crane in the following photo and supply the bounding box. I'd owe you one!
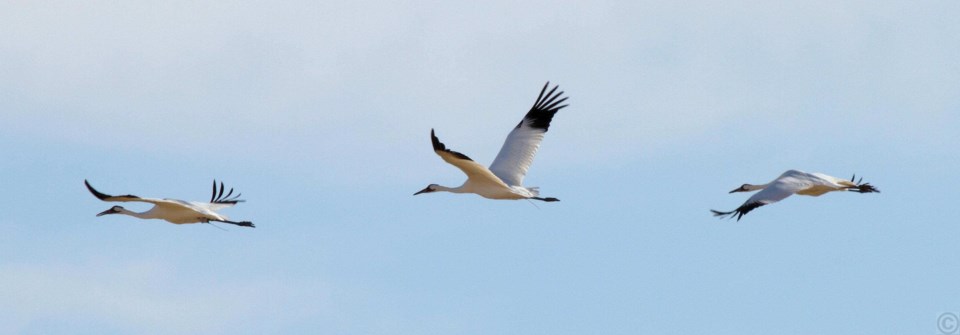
[414,82,569,202]
[711,170,879,221]
[85,180,254,227]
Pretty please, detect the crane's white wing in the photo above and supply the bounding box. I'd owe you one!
[712,179,801,221]
[488,82,568,186]
[85,179,191,208]
[86,179,244,212]
[742,180,799,207]
[430,129,509,188]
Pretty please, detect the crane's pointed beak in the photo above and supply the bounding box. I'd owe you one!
[96,209,114,216]
[414,187,432,195]
[729,187,746,193]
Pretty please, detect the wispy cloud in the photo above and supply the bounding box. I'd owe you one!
[0,260,332,334]
[2,1,955,160]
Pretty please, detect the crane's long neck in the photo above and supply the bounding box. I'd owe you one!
[119,208,159,220]
[435,184,468,194]
[744,183,770,192]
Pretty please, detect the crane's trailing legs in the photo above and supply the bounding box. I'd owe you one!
[847,174,880,193]
[208,219,255,227]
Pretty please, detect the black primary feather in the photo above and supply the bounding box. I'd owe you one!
[515,82,569,131]
[210,180,246,204]
[711,201,767,221]
[84,180,140,201]
[430,129,473,161]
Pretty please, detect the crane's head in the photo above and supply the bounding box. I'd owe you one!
[729,183,766,193]
[97,205,125,216]
[414,184,438,195]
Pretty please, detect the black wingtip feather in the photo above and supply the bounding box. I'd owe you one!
[85,180,140,201]
[712,202,766,221]
[430,129,473,161]
[519,82,569,131]
[534,82,550,106]
[211,180,246,204]
[85,179,112,201]
[710,209,729,216]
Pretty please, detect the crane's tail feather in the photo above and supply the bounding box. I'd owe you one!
[524,186,541,197]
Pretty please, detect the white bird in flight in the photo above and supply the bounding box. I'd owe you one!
[85,180,254,227]
[711,170,879,221]
[415,82,569,202]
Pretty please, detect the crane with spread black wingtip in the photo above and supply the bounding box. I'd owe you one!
[414,82,569,202]
[85,179,254,227]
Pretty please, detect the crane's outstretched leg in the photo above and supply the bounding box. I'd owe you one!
[849,183,879,193]
[211,219,255,228]
[530,197,560,202]
[846,174,880,193]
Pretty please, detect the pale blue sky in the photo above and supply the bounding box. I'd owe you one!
[1,1,959,334]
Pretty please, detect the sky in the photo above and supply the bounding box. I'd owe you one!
[1,0,959,334]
